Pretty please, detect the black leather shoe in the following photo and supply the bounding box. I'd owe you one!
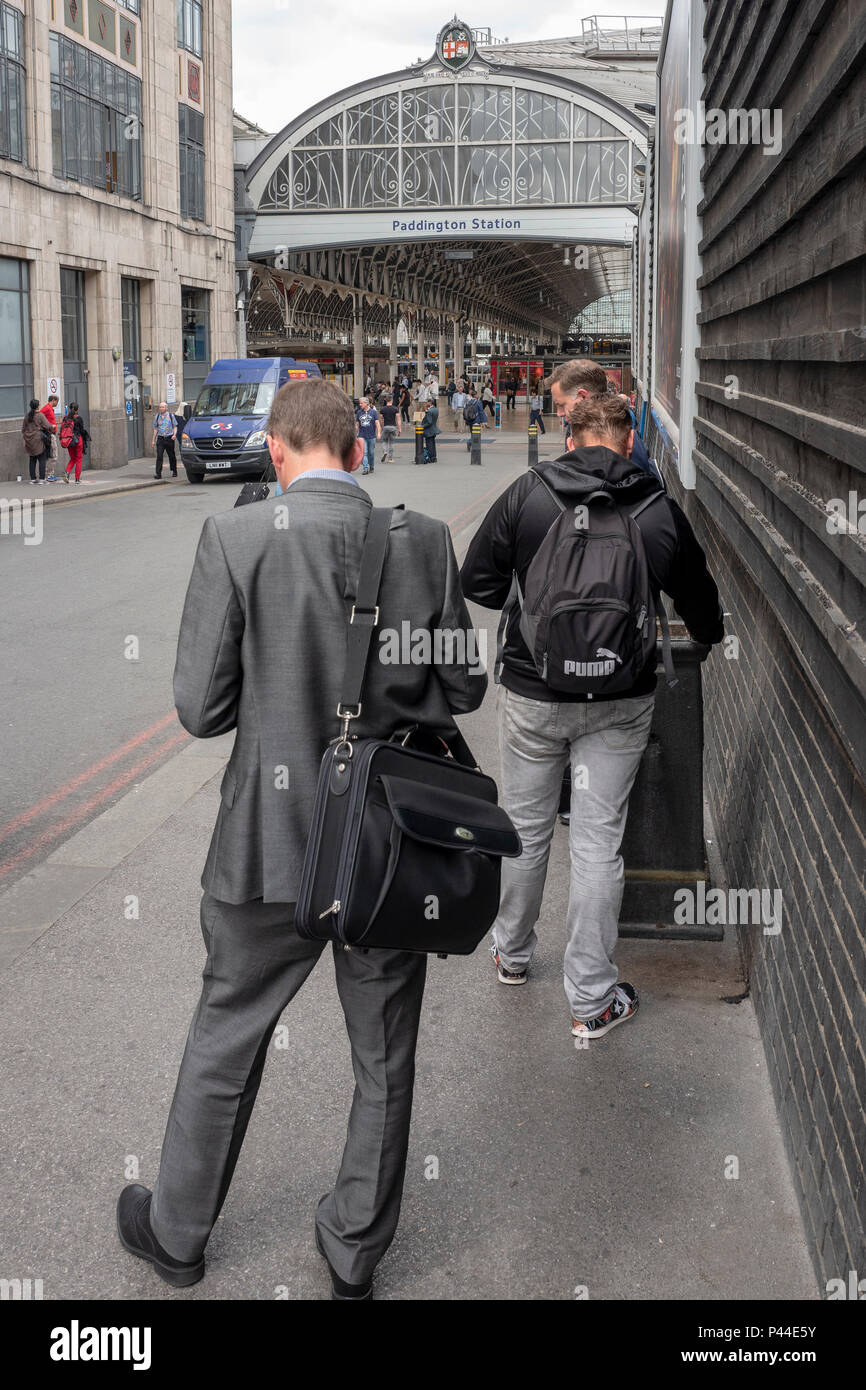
[116,1184,204,1287]
[315,1225,373,1300]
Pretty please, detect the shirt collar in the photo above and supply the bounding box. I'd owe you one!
[277,468,361,495]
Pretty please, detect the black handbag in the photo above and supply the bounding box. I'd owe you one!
[234,463,270,507]
[296,507,521,955]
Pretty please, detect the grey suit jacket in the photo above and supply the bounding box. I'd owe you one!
[174,475,487,903]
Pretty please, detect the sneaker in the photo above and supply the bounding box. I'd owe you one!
[572,983,639,1040]
[559,811,570,826]
[63,473,71,484]
[491,943,527,986]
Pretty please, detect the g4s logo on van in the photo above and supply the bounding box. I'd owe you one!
[211,422,233,431]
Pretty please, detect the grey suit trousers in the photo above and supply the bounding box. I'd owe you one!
[149,892,427,1284]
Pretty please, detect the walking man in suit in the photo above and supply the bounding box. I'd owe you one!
[117,377,486,1299]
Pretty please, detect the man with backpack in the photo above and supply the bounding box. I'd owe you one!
[463,389,488,451]
[460,395,724,1039]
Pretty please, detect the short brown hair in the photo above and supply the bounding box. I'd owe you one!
[568,395,633,452]
[267,377,357,463]
[547,359,608,397]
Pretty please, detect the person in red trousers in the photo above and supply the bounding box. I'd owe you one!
[60,403,90,484]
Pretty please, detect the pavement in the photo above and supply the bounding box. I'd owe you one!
[0,420,818,1301]
[1,455,167,506]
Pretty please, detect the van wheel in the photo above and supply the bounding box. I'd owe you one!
[185,470,204,484]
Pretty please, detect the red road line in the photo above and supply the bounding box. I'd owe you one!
[0,729,191,884]
[0,710,181,846]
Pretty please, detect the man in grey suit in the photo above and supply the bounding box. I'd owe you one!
[117,377,486,1299]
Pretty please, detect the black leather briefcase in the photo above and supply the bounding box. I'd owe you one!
[295,508,521,955]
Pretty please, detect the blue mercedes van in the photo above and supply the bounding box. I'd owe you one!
[180,358,322,483]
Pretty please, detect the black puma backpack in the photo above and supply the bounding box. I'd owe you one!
[516,470,675,697]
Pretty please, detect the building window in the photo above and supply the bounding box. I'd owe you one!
[0,2,25,164]
[179,104,205,221]
[50,34,142,200]
[177,0,203,57]
[119,1,141,11]
[0,257,31,420]
[181,287,210,363]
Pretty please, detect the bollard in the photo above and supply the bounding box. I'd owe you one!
[528,423,539,468]
[415,422,425,464]
[470,423,482,465]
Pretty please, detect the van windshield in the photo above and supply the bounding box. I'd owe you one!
[193,380,276,418]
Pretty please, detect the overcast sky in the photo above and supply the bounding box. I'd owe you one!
[231,3,667,135]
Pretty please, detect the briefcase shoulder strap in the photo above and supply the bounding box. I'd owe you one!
[338,507,393,729]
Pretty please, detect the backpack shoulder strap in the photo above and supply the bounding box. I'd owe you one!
[630,487,667,521]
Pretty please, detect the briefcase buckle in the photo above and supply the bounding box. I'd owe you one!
[336,702,361,747]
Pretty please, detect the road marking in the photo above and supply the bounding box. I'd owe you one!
[0,729,190,885]
[0,711,181,846]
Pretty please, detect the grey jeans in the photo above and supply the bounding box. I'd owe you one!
[382,425,398,458]
[150,894,427,1284]
[493,686,655,1019]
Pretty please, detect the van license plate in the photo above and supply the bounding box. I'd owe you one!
[206,461,233,469]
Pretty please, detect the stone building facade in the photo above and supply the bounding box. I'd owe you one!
[0,0,236,478]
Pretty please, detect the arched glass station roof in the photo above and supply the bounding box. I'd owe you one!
[256,81,640,213]
[238,19,656,346]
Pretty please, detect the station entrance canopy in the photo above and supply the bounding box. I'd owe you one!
[240,17,655,345]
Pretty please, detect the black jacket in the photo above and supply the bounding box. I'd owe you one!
[460,446,725,703]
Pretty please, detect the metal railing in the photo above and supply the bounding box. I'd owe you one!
[580,15,663,52]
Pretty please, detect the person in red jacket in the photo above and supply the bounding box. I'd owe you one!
[61,403,90,484]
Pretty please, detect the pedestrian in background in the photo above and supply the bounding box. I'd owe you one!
[399,383,411,423]
[506,375,518,410]
[451,383,467,431]
[152,402,179,479]
[379,395,401,462]
[42,395,60,471]
[60,403,90,483]
[355,396,380,474]
[21,399,51,484]
[481,381,495,419]
[421,398,440,463]
[464,388,489,452]
[529,389,546,434]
